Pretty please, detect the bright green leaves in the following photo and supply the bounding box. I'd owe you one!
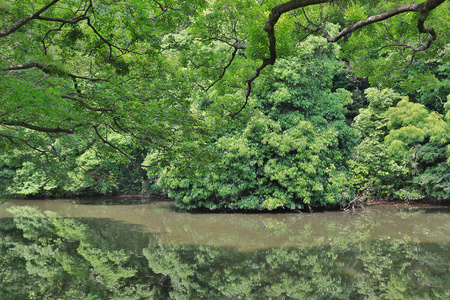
[386,97,450,148]
[350,88,450,200]
[1,130,152,198]
[384,97,450,199]
[343,4,367,23]
[156,36,357,210]
[255,37,346,130]
[1,0,209,174]
[351,88,413,199]
[263,121,309,156]
[388,98,429,129]
[261,120,349,207]
[168,0,267,121]
[158,115,353,211]
[446,95,450,122]
[2,0,449,207]
[365,88,400,112]
[1,0,216,201]
[353,88,401,142]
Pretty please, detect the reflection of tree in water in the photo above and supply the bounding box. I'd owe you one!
[1,206,449,299]
[0,206,166,299]
[144,241,449,299]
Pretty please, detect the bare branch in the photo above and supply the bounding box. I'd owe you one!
[36,15,88,24]
[234,0,329,117]
[3,121,75,134]
[93,124,154,167]
[41,24,65,55]
[395,50,418,70]
[152,0,169,12]
[6,62,53,73]
[0,132,18,139]
[197,41,247,92]
[60,94,115,112]
[300,7,319,30]
[5,61,108,82]
[198,36,247,48]
[86,18,126,60]
[0,0,61,37]
[321,0,444,45]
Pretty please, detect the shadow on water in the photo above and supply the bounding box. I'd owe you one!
[72,196,173,206]
[72,217,163,252]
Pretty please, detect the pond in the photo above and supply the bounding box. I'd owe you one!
[0,198,449,299]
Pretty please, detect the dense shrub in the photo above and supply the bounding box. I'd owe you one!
[156,36,358,210]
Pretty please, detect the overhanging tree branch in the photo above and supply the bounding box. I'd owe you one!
[321,0,444,47]
[0,132,17,139]
[36,15,89,24]
[232,0,328,117]
[4,62,114,112]
[60,94,115,112]
[235,0,445,116]
[86,18,126,60]
[6,62,55,74]
[0,0,61,37]
[5,61,108,81]
[3,121,75,134]
[197,39,248,92]
[93,124,155,167]
[1,0,125,60]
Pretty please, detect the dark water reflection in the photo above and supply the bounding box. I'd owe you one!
[0,199,449,299]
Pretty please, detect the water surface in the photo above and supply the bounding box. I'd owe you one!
[0,198,449,299]
[1,199,448,250]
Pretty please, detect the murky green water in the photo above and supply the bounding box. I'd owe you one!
[1,198,449,299]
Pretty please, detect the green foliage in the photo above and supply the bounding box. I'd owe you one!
[342,1,450,88]
[1,0,449,207]
[1,0,210,195]
[350,88,450,200]
[156,37,357,210]
[0,130,157,197]
[341,0,450,114]
[415,161,450,199]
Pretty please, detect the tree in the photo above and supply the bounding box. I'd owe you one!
[155,36,358,210]
[1,0,208,168]
[235,0,448,112]
[350,88,450,200]
[1,0,446,149]
[1,0,448,205]
[0,132,152,197]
